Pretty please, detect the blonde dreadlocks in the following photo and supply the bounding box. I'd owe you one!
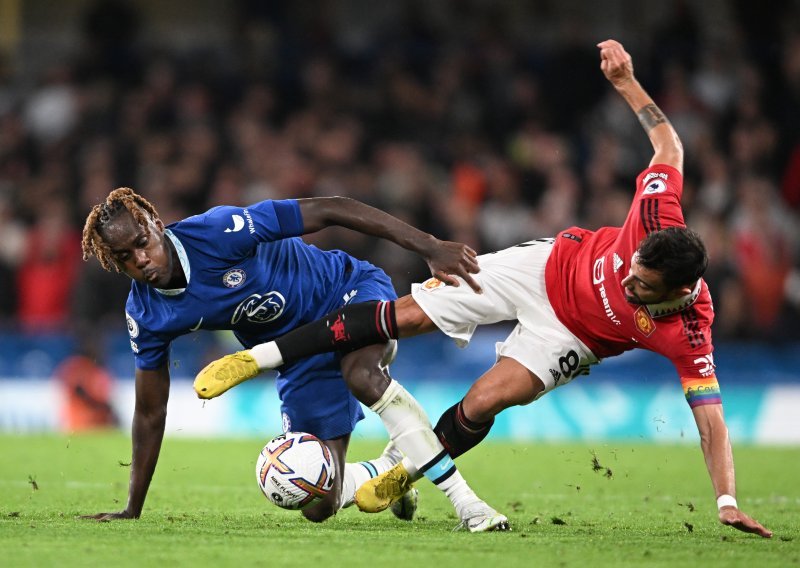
[81,188,161,272]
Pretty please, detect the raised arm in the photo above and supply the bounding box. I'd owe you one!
[598,39,684,173]
[297,197,481,293]
[692,403,772,537]
[82,365,170,520]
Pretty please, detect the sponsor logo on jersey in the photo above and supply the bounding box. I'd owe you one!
[642,172,668,195]
[126,312,139,338]
[593,257,606,284]
[130,340,139,353]
[232,291,286,324]
[224,214,245,233]
[549,368,562,385]
[633,305,656,336]
[243,208,255,234]
[592,257,621,326]
[223,268,246,288]
[421,277,445,291]
[693,353,716,377]
[613,253,623,273]
[561,232,582,242]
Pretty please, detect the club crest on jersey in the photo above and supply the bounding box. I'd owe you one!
[223,269,246,288]
[125,312,139,338]
[232,291,286,324]
[282,412,291,433]
[634,306,656,336]
[421,278,445,291]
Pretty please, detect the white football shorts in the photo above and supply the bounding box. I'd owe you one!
[411,238,598,397]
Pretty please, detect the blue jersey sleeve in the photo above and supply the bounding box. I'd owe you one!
[125,300,172,370]
[198,200,304,258]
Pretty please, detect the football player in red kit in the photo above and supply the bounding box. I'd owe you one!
[195,40,771,538]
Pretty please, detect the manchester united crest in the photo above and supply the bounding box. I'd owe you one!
[421,277,445,291]
[634,306,656,336]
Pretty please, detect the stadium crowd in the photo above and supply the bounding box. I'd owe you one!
[0,0,799,342]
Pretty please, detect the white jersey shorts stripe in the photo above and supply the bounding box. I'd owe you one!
[411,239,598,396]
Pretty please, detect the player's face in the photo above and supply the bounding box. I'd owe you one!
[620,257,671,305]
[101,209,174,287]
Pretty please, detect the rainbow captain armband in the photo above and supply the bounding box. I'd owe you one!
[681,377,722,408]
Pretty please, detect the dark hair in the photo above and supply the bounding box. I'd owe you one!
[82,187,160,272]
[636,227,708,289]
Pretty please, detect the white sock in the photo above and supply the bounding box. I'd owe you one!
[250,342,283,369]
[370,380,444,471]
[370,380,483,515]
[340,445,403,509]
[398,455,481,517]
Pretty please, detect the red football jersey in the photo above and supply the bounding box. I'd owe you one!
[545,164,719,404]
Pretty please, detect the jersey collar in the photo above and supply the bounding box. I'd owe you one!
[646,280,702,318]
[155,229,190,296]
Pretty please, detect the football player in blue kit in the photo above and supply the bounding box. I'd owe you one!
[80,187,508,531]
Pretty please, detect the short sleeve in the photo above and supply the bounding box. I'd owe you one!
[631,164,686,233]
[671,343,721,408]
[125,309,171,370]
[197,200,303,258]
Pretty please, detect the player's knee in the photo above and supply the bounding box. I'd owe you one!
[301,492,339,523]
[464,387,504,423]
[349,368,389,405]
[302,506,336,523]
[341,353,391,405]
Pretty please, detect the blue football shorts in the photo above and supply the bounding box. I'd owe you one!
[276,263,397,440]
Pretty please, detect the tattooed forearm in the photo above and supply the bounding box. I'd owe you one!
[637,104,667,132]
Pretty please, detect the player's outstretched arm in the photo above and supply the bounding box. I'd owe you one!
[597,39,683,173]
[297,197,482,293]
[691,404,773,538]
[81,366,170,521]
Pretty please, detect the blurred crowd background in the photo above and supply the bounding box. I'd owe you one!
[1,0,800,349]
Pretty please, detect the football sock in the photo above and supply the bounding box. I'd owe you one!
[433,400,494,459]
[370,379,444,470]
[249,301,398,369]
[371,380,483,513]
[250,341,283,369]
[395,455,484,516]
[340,448,402,509]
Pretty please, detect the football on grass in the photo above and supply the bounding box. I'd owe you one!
[255,432,335,510]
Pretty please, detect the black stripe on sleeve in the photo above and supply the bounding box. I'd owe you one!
[640,200,653,234]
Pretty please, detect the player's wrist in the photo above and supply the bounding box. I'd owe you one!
[716,494,737,510]
[611,76,636,90]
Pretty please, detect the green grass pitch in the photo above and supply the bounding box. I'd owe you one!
[2,434,797,567]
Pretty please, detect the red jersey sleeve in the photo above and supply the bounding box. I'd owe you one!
[660,306,721,408]
[627,164,686,240]
[675,351,722,408]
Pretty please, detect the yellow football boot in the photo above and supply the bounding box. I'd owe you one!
[355,462,414,513]
[193,351,260,399]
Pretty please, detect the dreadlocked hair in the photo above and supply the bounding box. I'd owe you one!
[81,187,161,272]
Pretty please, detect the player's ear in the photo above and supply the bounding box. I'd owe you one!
[154,217,165,231]
[669,284,694,298]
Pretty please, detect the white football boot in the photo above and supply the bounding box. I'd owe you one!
[455,500,510,533]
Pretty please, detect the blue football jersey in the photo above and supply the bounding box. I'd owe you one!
[124,199,380,370]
